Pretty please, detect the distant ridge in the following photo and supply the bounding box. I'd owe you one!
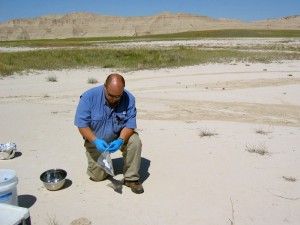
[0,12,299,41]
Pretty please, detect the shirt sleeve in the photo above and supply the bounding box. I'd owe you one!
[125,96,137,129]
[74,96,91,128]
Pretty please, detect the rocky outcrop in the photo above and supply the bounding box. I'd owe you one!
[0,12,299,41]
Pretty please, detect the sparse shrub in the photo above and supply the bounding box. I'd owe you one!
[87,77,98,84]
[46,75,57,82]
[255,128,271,135]
[282,176,296,182]
[245,143,270,155]
[199,128,218,138]
[46,214,60,225]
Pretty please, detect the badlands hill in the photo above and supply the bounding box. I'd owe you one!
[0,12,299,41]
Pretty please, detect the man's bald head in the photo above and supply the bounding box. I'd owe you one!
[104,73,125,107]
[105,73,125,88]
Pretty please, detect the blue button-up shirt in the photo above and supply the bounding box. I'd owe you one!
[74,85,137,143]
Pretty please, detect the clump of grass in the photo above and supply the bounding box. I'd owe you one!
[70,217,92,225]
[199,128,218,138]
[282,176,297,182]
[46,214,60,225]
[255,127,271,135]
[87,77,98,84]
[245,143,270,155]
[46,75,57,82]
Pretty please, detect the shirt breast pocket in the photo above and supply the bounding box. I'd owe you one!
[113,113,126,133]
[91,115,104,131]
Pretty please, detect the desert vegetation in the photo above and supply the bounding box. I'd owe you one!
[245,142,270,155]
[0,30,300,76]
[0,47,299,76]
[87,77,98,84]
[199,128,218,138]
[1,29,300,47]
[46,75,58,82]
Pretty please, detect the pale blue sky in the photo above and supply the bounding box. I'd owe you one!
[0,0,299,23]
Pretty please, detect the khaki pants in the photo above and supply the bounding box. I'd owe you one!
[84,132,142,181]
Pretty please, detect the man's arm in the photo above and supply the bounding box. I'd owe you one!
[119,127,134,142]
[78,127,97,143]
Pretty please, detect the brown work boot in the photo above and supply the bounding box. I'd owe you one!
[124,180,144,194]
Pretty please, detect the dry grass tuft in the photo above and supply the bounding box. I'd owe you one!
[282,176,297,182]
[199,128,218,138]
[70,217,92,225]
[87,77,98,84]
[46,214,60,225]
[46,75,58,82]
[245,143,270,155]
[255,127,272,135]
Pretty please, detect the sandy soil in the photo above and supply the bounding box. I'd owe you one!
[1,60,300,225]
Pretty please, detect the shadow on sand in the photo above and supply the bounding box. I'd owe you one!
[107,157,151,194]
[18,195,37,208]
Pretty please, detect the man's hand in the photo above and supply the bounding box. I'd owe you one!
[107,138,124,153]
[93,138,108,153]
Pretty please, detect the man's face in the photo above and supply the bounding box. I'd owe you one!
[104,83,123,106]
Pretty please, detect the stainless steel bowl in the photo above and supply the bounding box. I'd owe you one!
[40,169,67,191]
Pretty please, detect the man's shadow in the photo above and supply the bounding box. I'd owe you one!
[107,157,150,193]
[18,195,37,208]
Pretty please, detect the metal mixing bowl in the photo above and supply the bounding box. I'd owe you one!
[40,169,67,191]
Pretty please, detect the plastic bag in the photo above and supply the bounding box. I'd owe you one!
[0,143,17,160]
[97,151,115,176]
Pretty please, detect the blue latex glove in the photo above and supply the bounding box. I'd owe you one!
[93,138,108,153]
[107,138,124,153]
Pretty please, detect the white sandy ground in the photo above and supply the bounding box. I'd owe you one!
[0,61,300,225]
